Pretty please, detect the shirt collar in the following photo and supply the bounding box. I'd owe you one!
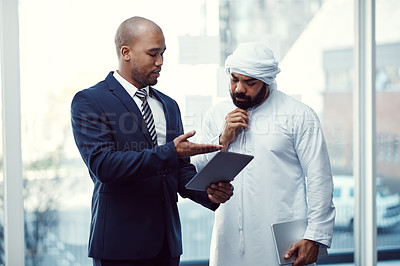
[113,70,150,97]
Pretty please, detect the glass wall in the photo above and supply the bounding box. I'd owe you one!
[10,0,399,265]
[19,0,95,263]
[376,0,400,263]
[310,0,356,259]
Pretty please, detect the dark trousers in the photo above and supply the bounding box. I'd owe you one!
[92,238,180,266]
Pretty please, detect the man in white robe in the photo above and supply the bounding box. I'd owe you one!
[193,42,335,266]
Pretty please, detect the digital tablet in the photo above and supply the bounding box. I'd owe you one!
[185,151,254,191]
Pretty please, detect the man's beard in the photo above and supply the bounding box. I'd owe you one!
[230,83,268,110]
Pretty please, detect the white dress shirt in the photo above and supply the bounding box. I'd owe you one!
[113,71,166,145]
[193,88,336,266]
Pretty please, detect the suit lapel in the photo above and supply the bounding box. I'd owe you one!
[105,72,154,146]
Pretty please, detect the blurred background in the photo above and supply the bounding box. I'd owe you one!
[0,0,399,265]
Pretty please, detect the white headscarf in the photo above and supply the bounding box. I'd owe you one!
[225,42,281,90]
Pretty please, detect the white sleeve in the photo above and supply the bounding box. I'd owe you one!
[294,108,336,247]
[191,108,221,172]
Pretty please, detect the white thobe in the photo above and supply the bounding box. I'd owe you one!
[192,89,336,266]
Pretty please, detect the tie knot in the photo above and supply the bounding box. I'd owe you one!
[135,89,148,101]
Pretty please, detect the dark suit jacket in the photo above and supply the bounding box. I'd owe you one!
[71,72,218,260]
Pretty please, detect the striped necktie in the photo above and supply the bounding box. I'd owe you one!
[135,89,158,146]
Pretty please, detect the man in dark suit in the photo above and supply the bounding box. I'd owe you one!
[70,16,234,266]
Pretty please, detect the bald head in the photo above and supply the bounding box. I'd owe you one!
[114,16,163,58]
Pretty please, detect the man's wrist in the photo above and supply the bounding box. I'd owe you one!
[305,239,320,247]
[218,135,229,151]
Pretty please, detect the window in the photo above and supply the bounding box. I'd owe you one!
[333,188,342,198]
[376,0,400,261]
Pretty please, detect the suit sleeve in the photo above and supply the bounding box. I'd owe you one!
[71,90,180,184]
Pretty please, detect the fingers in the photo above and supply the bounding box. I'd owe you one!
[226,109,250,128]
[191,143,223,154]
[229,108,249,118]
[211,182,233,190]
[176,130,196,142]
[173,130,195,150]
[226,119,248,130]
[174,130,223,157]
[290,239,319,266]
[207,182,234,203]
[284,243,298,260]
[220,109,250,150]
[175,141,223,157]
